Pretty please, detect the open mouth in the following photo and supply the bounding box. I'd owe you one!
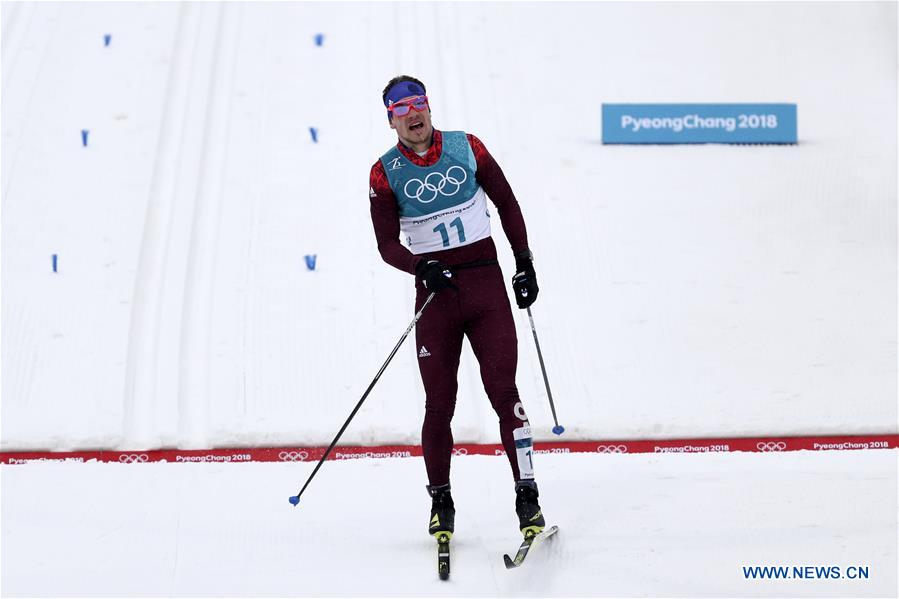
[409,122,425,131]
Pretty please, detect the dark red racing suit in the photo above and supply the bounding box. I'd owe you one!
[369,129,535,486]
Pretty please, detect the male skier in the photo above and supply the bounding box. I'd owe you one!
[368,75,546,541]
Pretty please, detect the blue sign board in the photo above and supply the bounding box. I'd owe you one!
[602,104,797,144]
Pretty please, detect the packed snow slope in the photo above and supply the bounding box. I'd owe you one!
[2,451,897,597]
[2,2,896,450]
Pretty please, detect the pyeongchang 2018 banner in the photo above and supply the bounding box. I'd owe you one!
[602,104,798,144]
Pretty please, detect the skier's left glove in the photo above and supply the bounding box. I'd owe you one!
[511,250,539,309]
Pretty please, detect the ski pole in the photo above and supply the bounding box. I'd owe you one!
[289,292,437,506]
[526,306,564,435]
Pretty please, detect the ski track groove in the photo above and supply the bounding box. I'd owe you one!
[122,2,197,448]
[1,2,53,209]
[177,1,235,448]
[0,1,23,54]
[240,9,272,423]
[2,302,35,442]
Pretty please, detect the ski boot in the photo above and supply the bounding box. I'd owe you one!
[427,483,455,540]
[515,480,545,538]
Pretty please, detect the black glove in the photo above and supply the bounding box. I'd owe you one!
[511,250,538,309]
[415,260,456,292]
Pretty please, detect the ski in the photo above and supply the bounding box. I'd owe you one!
[436,533,451,580]
[503,525,559,569]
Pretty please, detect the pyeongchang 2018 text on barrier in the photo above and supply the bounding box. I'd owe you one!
[602,103,798,144]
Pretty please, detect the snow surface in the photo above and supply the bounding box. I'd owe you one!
[1,2,896,452]
[2,451,897,597]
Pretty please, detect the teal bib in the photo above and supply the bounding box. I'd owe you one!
[379,131,492,254]
[380,131,479,217]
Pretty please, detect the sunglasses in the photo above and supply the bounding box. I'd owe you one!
[388,95,429,117]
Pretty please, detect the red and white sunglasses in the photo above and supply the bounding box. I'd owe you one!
[388,95,429,117]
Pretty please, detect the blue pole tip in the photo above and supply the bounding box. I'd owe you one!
[552,425,565,436]
[289,495,300,506]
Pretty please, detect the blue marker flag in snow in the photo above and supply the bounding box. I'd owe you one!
[104,34,111,47]
[81,130,89,147]
[309,127,318,143]
[304,254,317,271]
[314,33,324,46]
[602,104,798,144]
[52,254,58,273]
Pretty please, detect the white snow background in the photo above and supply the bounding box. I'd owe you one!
[1,1,897,597]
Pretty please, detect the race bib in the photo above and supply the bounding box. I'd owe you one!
[513,425,535,480]
[399,187,491,254]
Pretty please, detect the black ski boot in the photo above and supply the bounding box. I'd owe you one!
[515,480,545,537]
[427,484,455,539]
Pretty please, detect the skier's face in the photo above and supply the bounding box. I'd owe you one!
[389,95,433,150]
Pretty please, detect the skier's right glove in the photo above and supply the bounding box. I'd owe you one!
[416,259,457,293]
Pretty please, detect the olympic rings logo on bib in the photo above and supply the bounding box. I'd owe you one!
[403,166,468,203]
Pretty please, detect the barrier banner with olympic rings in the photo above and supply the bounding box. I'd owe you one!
[2,435,896,465]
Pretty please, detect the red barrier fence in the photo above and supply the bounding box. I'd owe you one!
[2,434,896,465]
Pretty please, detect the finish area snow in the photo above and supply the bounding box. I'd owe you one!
[2,451,896,597]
